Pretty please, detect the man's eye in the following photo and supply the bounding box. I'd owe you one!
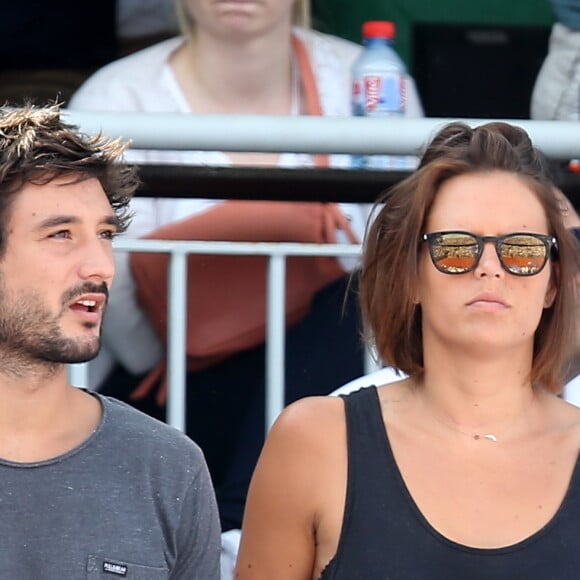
[50,230,71,239]
[100,230,118,241]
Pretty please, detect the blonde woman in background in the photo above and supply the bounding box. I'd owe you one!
[69,0,425,536]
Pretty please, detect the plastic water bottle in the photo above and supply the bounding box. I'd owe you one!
[351,21,408,170]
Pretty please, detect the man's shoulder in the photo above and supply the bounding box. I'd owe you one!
[97,393,204,462]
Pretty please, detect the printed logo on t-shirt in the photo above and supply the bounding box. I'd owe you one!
[102,561,128,576]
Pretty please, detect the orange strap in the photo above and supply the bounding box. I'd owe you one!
[291,34,357,247]
[291,34,329,169]
[131,35,348,406]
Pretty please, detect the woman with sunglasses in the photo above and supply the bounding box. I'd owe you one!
[235,121,580,579]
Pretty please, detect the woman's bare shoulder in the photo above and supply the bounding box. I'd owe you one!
[236,395,349,578]
[540,392,580,453]
[560,398,580,435]
[268,394,348,451]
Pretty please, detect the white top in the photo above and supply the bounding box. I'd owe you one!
[68,28,425,387]
[331,366,580,409]
[564,373,580,406]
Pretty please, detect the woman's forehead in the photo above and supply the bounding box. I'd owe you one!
[426,172,549,233]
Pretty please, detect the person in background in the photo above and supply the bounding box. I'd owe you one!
[68,0,425,532]
[235,121,580,579]
[531,0,580,120]
[530,0,580,399]
[556,189,580,401]
[0,102,220,578]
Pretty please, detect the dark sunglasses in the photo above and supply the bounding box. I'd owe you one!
[422,231,558,276]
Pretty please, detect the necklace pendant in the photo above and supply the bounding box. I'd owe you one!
[473,433,497,442]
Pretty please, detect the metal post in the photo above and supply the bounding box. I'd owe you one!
[265,253,286,432]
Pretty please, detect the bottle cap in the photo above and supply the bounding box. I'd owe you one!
[362,21,396,40]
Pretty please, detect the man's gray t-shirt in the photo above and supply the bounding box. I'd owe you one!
[0,392,221,579]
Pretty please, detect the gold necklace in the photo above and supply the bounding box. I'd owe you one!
[472,433,497,442]
[428,410,499,443]
[410,382,537,444]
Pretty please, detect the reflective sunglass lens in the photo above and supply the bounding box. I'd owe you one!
[430,233,479,273]
[499,235,547,275]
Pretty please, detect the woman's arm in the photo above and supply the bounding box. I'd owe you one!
[235,395,346,580]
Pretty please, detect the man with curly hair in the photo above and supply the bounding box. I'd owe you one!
[0,103,220,579]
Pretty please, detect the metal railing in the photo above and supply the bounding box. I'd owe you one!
[65,112,580,432]
[62,111,580,159]
[69,238,368,433]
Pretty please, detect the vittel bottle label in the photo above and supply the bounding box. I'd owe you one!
[363,74,406,115]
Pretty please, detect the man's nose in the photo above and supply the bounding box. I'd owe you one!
[77,239,115,282]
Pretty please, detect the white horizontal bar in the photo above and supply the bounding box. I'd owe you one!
[62,110,580,159]
[113,238,362,257]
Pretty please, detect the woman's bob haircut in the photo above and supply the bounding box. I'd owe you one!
[359,121,579,393]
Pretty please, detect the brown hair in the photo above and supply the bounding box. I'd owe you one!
[175,0,311,38]
[359,121,578,392]
[0,102,137,253]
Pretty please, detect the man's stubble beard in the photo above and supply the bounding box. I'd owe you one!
[0,278,107,367]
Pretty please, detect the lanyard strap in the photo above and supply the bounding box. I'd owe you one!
[291,34,329,168]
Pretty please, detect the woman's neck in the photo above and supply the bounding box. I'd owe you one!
[171,28,296,115]
[416,351,540,440]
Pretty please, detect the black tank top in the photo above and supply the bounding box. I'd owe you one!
[319,386,580,580]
